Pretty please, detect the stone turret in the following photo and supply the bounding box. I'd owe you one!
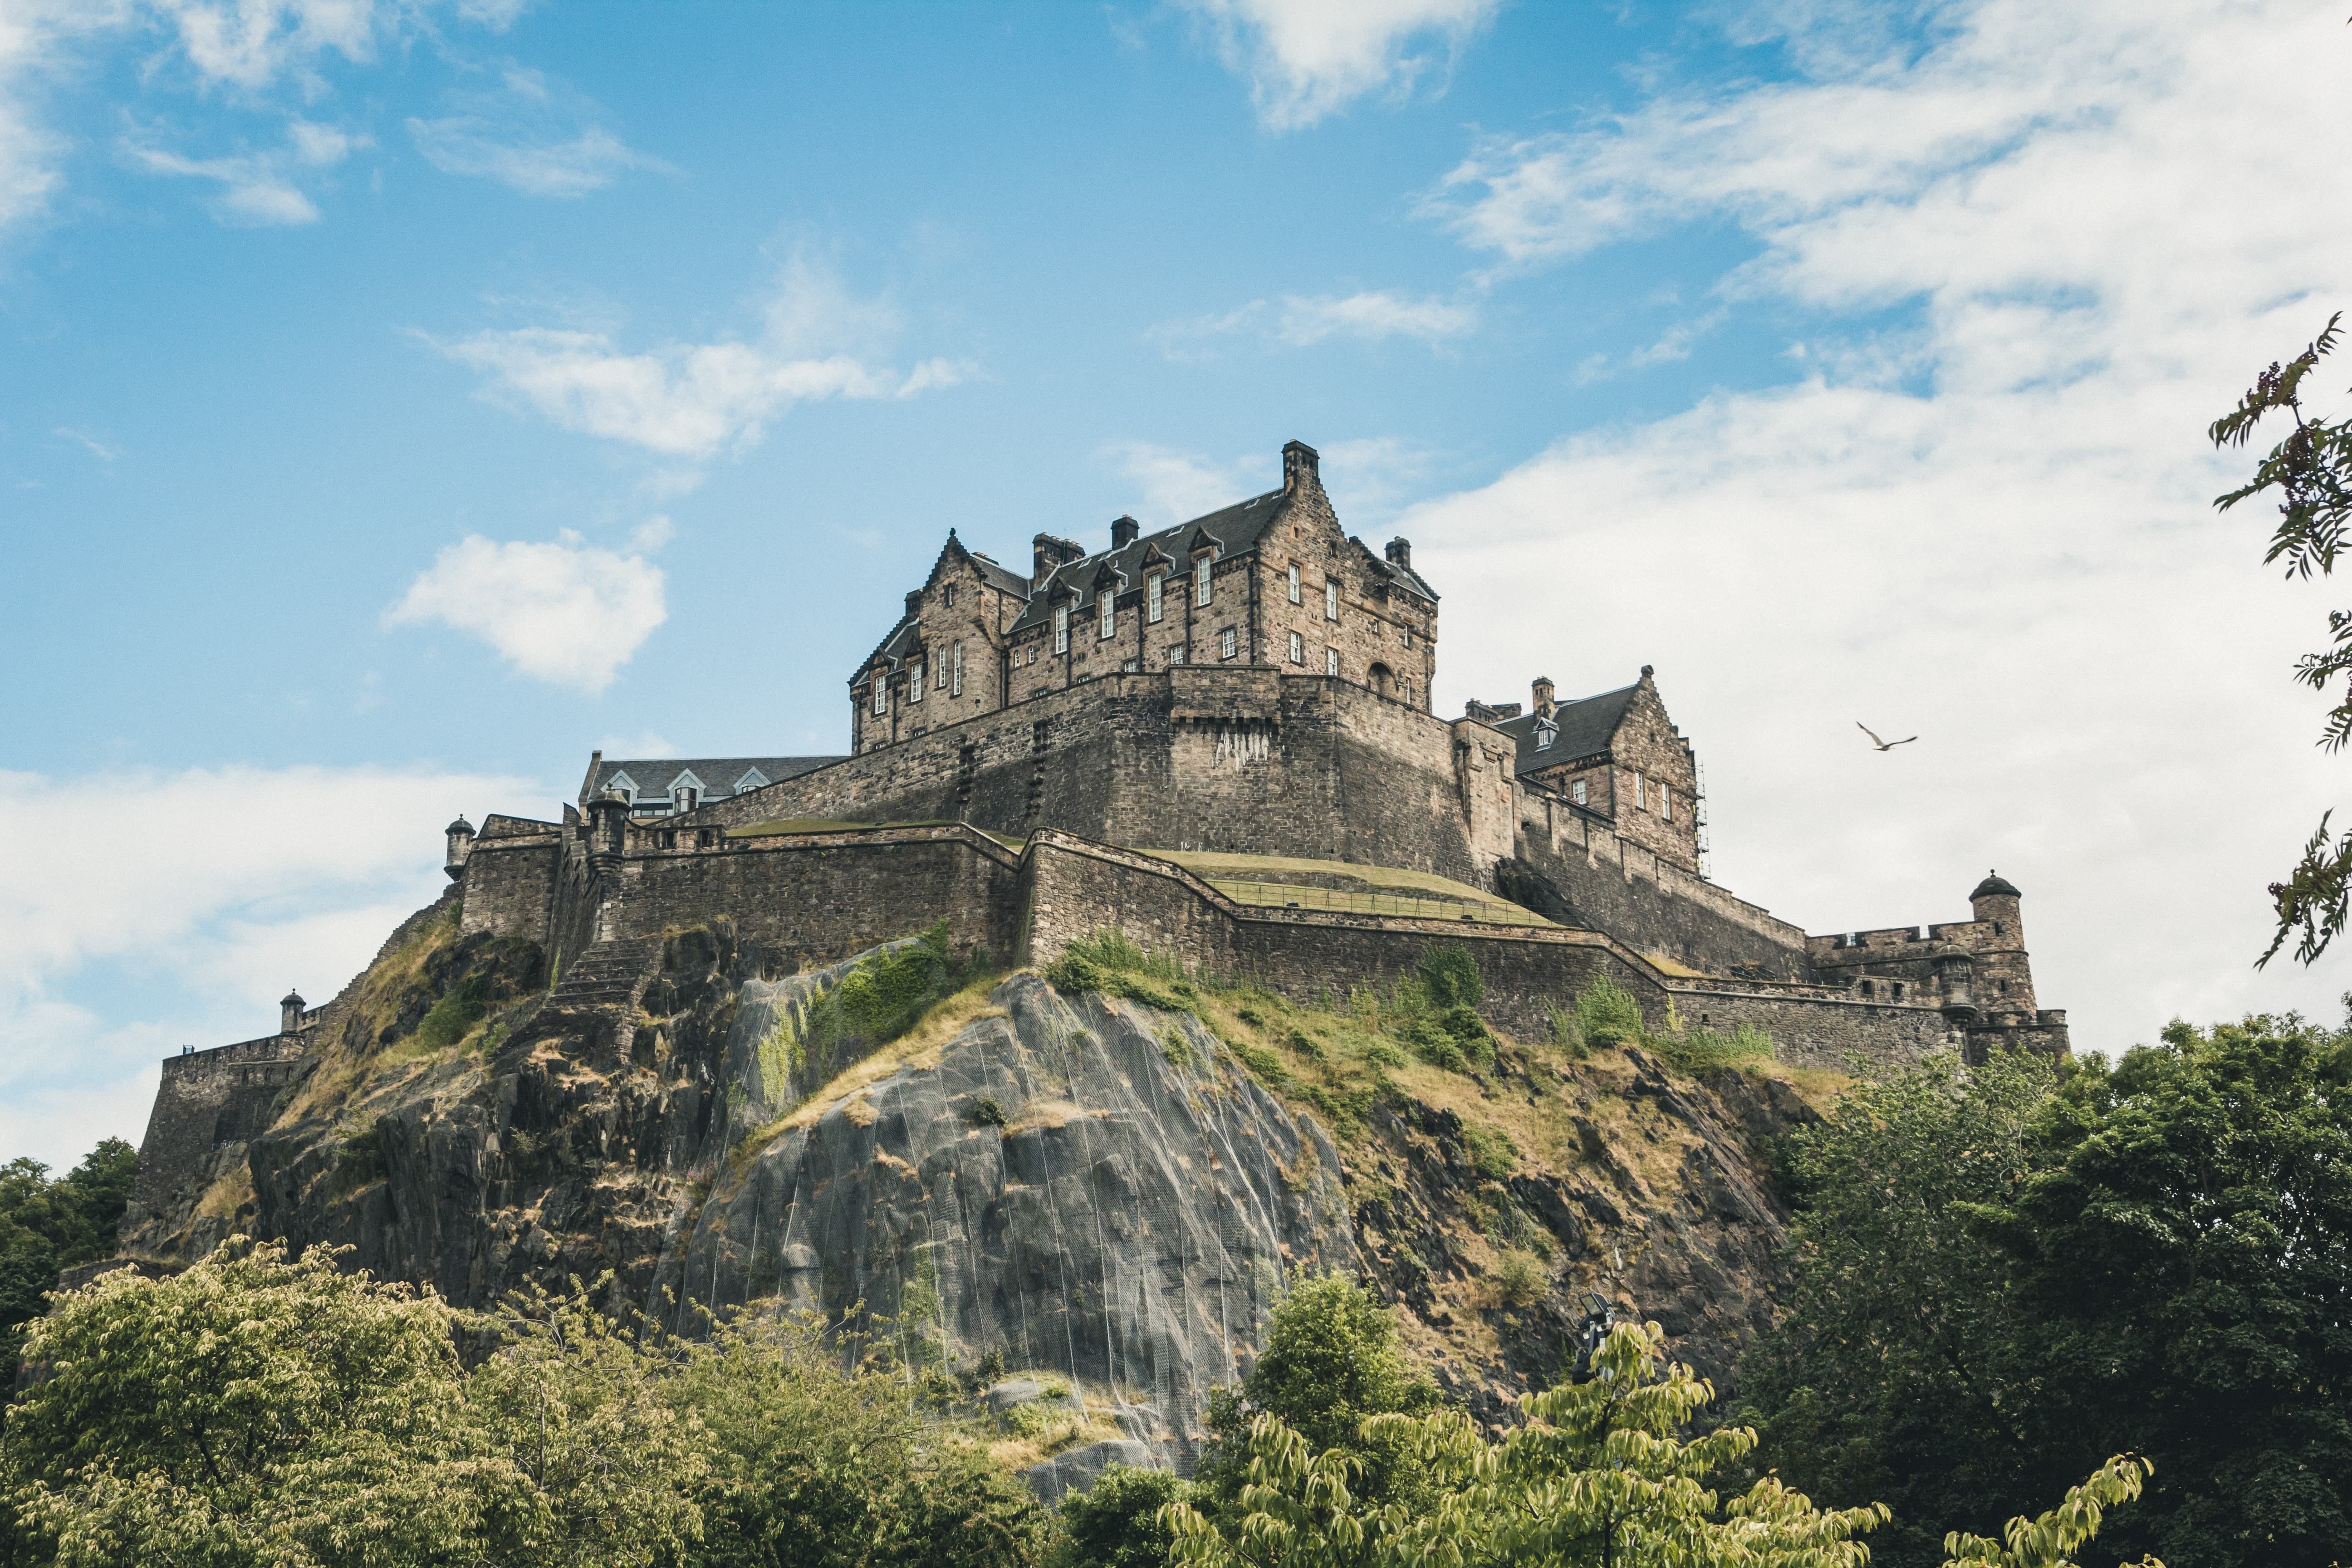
[586,791,631,872]
[445,816,475,880]
[279,989,305,1035]
[1531,676,1555,718]
[1966,871,2035,1017]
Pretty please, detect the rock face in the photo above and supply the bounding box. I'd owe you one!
[130,911,1821,1483]
[677,972,1356,1470]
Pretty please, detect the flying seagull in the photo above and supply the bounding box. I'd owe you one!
[1857,722,1917,752]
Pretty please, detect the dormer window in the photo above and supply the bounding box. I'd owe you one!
[1054,603,1069,654]
[1324,579,1339,621]
[1288,564,1302,604]
[735,768,769,793]
[1148,573,1164,622]
[608,773,637,805]
[1534,719,1557,751]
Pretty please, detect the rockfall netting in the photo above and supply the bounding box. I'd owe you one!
[672,970,1357,1472]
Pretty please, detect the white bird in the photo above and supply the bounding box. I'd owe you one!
[1857,722,1917,752]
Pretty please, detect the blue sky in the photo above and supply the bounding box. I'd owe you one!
[6,0,2351,1168]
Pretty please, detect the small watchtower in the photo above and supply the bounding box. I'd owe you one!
[279,989,306,1035]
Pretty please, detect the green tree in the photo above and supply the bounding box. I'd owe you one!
[1966,1018,2352,1568]
[2,1236,514,1566]
[1052,1464,1186,1568]
[676,1305,1046,1568]
[0,1139,137,1384]
[1165,1319,1888,1568]
[2211,314,2352,963]
[1192,1273,1437,1517]
[1732,1050,2062,1568]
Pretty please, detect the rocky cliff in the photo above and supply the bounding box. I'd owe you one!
[128,898,1828,1473]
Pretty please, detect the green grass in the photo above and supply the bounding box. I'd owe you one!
[1144,849,1551,926]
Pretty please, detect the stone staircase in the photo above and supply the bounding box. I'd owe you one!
[547,936,662,1013]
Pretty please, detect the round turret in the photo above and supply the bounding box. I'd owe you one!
[280,988,306,1034]
[1970,870,2021,900]
[445,814,476,881]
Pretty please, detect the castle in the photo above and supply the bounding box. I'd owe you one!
[129,440,2066,1236]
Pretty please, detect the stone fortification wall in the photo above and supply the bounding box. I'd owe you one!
[1015,832,1955,1071]
[122,1032,309,1248]
[459,831,560,943]
[1504,791,1810,980]
[602,824,1025,970]
[668,668,1505,886]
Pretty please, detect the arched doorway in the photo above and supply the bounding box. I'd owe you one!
[1369,661,1395,698]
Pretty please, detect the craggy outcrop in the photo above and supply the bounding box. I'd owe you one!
[128,914,1821,1476]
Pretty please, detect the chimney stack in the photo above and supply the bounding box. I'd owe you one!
[1282,439,1320,492]
[1384,537,1411,570]
[1111,515,1139,549]
[1532,677,1555,717]
[904,589,923,621]
[1032,533,1085,588]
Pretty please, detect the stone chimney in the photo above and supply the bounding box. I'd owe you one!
[1282,439,1320,493]
[1531,677,1555,717]
[904,589,923,621]
[280,989,306,1035]
[1385,537,1412,571]
[1032,533,1085,588]
[1111,515,1140,549]
[445,815,475,881]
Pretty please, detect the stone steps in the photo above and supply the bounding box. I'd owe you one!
[548,936,661,1010]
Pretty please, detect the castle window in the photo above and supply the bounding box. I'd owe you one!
[1325,647,1338,676]
[1221,627,1238,660]
[1098,590,1115,640]
[1401,676,1413,707]
[1148,573,1164,622]
[1169,644,1186,665]
[1861,979,1875,998]
[1195,558,1212,607]
[951,640,964,697]
[1123,657,1140,672]
[1661,786,1671,822]
[1054,604,1069,654]
[1636,772,1647,809]
[1405,626,1414,647]
[872,677,888,716]
[1288,630,1303,664]
[1572,779,1587,806]
[1288,564,1301,604]
[1534,720,1555,751]
[1324,579,1339,621]
[910,661,925,702]
[943,584,956,607]
[674,784,699,813]
[1893,981,1906,1000]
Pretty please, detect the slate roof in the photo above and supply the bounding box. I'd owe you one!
[1007,489,1293,635]
[591,756,842,803]
[1487,683,1641,776]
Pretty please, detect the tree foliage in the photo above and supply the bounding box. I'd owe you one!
[1740,1022,2352,1568]
[2211,312,2352,963]
[0,1140,136,1385]
[1192,1273,1438,1518]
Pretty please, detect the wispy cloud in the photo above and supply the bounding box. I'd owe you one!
[431,254,970,461]
[1152,288,1475,357]
[53,427,118,461]
[1408,0,2352,1058]
[408,66,666,197]
[1176,0,1501,131]
[384,528,669,693]
[1101,441,1263,525]
[124,114,368,225]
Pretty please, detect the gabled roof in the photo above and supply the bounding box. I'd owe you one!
[1489,683,1642,776]
[590,756,841,802]
[1008,489,1291,635]
[932,529,1032,600]
[1362,542,1438,603]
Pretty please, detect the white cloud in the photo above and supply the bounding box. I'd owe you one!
[1179,0,1501,130]
[0,763,536,1169]
[407,66,665,197]
[1102,441,1263,525]
[434,256,969,461]
[1152,288,1476,356]
[1276,290,1477,345]
[1405,0,2352,1057]
[384,529,668,693]
[123,114,368,225]
[154,0,380,93]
